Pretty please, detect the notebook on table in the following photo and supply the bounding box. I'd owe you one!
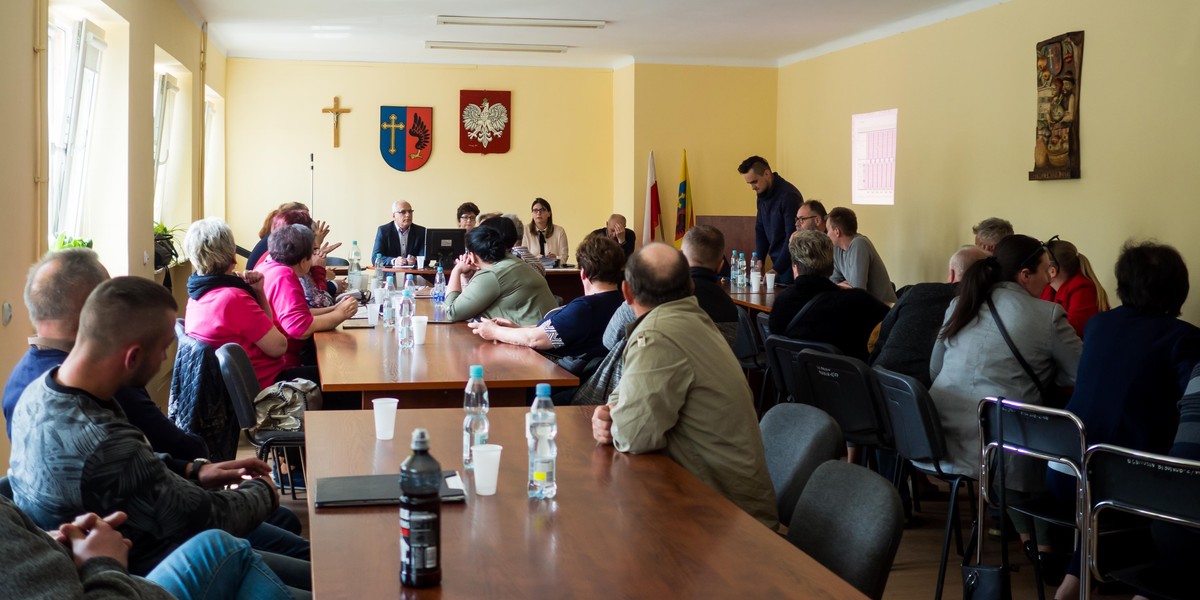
[314,471,465,508]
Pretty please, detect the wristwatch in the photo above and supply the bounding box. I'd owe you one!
[189,458,211,482]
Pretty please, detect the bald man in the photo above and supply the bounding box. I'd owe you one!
[591,243,778,530]
[869,246,988,387]
[591,214,637,257]
[373,200,426,266]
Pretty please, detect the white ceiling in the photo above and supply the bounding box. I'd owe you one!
[186,0,1005,69]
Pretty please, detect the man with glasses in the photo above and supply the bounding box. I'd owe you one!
[373,200,426,267]
[795,199,827,232]
[738,155,803,284]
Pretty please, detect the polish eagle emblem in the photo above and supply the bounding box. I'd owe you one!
[461,98,509,148]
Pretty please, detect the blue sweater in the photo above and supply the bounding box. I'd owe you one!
[1066,306,1200,453]
[753,173,802,284]
[4,345,208,460]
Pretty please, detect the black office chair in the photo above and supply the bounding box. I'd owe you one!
[762,335,839,412]
[786,349,892,455]
[214,343,307,499]
[759,403,844,525]
[876,367,975,600]
[0,476,11,501]
[787,461,905,600]
[1083,444,1200,600]
[733,306,765,371]
[325,256,350,267]
[236,245,252,259]
[977,397,1087,600]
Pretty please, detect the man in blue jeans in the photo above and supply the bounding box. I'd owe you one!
[1,495,301,599]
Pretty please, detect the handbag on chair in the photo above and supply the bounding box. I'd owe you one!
[961,397,1012,600]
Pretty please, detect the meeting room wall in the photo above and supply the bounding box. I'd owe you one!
[777,0,1200,323]
[616,63,778,247]
[224,60,614,261]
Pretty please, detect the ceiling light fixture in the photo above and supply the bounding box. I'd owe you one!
[436,15,606,29]
[425,41,569,53]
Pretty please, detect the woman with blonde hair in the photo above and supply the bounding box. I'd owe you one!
[1040,236,1109,338]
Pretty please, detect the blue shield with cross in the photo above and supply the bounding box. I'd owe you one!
[379,106,433,171]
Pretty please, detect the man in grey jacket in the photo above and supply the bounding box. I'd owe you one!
[9,277,306,588]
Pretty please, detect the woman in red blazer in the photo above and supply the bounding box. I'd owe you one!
[1041,238,1110,338]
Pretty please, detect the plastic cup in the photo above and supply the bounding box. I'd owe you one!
[416,256,426,269]
[412,316,429,344]
[471,444,503,495]
[366,301,379,325]
[372,398,399,440]
[750,272,762,292]
[765,272,776,290]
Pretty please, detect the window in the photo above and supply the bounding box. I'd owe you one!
[47,18,106,244]
[851,108,898,206]
[152,72,179,222]
[202,87,227,219]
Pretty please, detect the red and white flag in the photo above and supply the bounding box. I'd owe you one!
[642,151,664,245]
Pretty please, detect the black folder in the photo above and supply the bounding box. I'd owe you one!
[314,471,465,508]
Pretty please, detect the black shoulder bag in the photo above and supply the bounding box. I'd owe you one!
[987,298,1068,408]
[961,395,1012,600]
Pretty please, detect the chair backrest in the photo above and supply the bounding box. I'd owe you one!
[325,256,350,266]
[732,306,760,361]
[755,311,771,347]
[791,348,891,447]
[763,335,840,405]
[787,460,904,600]
[0,476,11,501]
[1085,444,1200,586]
[214,343,263,432]
[759,403,844,525]
[875,366,948,466]
[978,396,1087,482]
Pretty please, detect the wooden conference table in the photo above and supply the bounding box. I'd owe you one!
[724,280,777,313]
[384,266,586,304]
[305,407,866,599]
[314,300,578,409]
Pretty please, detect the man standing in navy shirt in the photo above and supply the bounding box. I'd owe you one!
[738,156,803,284]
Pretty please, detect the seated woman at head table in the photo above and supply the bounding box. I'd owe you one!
[521,197,569,264]
[469,233,626,371]
[444,225,557,326]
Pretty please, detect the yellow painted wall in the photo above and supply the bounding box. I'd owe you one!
[778,0,1200,322]
[0,0,41,471]
[224,60,613,257]
[623,64,777,243]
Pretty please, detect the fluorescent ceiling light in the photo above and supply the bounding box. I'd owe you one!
[437,15,606,29]
[425,41,568,53]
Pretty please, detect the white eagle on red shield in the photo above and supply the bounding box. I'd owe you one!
[462,99,508,148]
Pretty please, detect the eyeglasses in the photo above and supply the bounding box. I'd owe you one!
[795,215,818,224]
[394,210,414,215]
[1021,235,1059,270]
[458,214,476,221]
[531,208,549,214]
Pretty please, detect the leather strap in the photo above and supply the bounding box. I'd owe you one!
[986,298,1052,400]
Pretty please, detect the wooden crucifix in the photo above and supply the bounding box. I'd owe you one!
[321,96,352,148]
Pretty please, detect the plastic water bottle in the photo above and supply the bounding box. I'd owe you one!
[399,428,441,588]
[739,252,749,288]
[349,241,362,273]
[373,253,385,287]
[381,275,396,330]
[404,273,417,297]
[751,252,761,278]
[526,383,558,499]
[433,267,446,306]
[462,365,489,469]
[730,249,740,288]
[398,289,415,349]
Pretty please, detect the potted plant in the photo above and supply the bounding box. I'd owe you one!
[153,221,183,270]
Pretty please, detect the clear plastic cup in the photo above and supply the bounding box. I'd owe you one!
[412,316,429,344]
[750,272,762,292]
[372,398,399,440]
[471,444,503,495]
[765,272,776,290]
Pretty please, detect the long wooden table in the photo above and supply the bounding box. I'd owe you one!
[724,280,777,313]
[314,300,578,408]
[305,407,866,599]
[383,266,585,303]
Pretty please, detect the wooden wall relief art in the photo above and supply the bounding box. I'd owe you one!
[1030,31,1084,180]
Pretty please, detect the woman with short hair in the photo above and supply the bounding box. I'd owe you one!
[183,217,288,390]
[456,202,480,231]
[444,226,556,325]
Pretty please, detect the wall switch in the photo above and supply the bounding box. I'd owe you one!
[144,250,151,266]
[2,302,11,326]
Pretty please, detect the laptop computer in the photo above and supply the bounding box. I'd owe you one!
[314,471,465,508]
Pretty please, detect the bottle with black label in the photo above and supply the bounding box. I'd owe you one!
[399,428,442,587]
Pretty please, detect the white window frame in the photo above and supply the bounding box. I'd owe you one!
[47,18,106,244]
[152,71,180,222]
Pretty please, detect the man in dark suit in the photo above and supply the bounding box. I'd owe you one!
[591,214,636,257]
[373,200,426,266]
